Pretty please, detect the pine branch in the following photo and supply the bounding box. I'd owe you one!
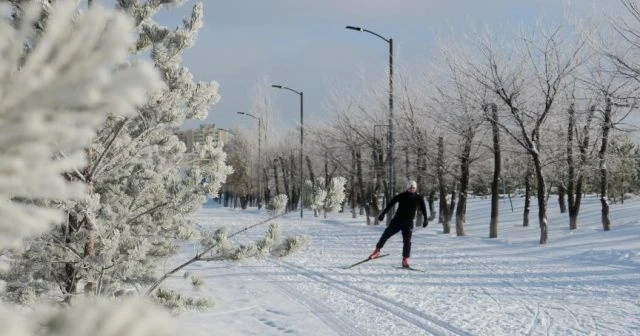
[90,117,129,179]
[198,256,226,262]
[127,201,171,225]
[144,213,285,296]
[48,234,85,260]
[57,151,89,183]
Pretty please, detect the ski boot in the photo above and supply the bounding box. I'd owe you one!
[368,248,381,259]
[402,257,410,268]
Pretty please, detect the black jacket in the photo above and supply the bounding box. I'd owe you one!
[380,191,428,222]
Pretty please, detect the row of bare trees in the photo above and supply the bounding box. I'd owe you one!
[222,1,640,244]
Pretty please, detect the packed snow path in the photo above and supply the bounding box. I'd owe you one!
[172,197,640,335]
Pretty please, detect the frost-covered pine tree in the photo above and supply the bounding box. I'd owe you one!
[310,177,327,217]
[4,0,231,302]
[0,1,157,246]
[323,176,347,218]
[306,177,347,218]
[266,194,289,216]
[0,2,174,335]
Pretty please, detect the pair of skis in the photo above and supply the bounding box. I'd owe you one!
[342,254,425,272]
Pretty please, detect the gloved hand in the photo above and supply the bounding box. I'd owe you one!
[378,213,384,221]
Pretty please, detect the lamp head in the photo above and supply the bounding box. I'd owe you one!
[272,85,283,88]
[345,26,362,31]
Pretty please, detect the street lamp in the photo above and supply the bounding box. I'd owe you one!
[346,25,395,220]
[237,112,263,210]
[271,84,304,219]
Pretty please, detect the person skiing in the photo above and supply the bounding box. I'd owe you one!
[368,180,428,268]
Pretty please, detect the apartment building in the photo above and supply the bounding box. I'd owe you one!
[175,124,227,152]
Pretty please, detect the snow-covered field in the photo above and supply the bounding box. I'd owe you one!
[169,196,640,336]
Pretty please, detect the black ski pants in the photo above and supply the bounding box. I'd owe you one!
[375,218,413,258]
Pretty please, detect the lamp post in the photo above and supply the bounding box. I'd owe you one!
[347,25,395,220]
[271,84,304,218]
[237,112,263,209]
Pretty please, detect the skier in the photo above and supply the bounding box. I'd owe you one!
[368,180,428,268]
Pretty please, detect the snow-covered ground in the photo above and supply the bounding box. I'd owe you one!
[169,196,640,336]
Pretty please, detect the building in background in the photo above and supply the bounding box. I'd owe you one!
[175,124,227,153]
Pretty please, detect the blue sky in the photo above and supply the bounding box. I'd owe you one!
[155,0,618,132]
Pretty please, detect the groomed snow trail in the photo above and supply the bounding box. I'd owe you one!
[173,197,640,335]
[276,260,473,335]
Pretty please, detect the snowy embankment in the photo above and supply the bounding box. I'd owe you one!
[168,196,640,336]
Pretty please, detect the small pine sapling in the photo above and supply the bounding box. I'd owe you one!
[267,194,289,216]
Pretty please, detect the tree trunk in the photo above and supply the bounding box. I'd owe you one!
[357,148,370,224]
[263,167,270,205]
[404,146,410,180]
[62,169,95,298]
[532,152,548,244]
[523,168,532,227]
[489,103,500,238]
[62,214,81,298]
[557,185,567,214]
[273,159,281,195]
[350,149,357,218]
[289,153,298,212]
[448,185,457,228]
[455,131,472,237]
[437,137,450,234]
[427,190,436,221]
[371,181,383,225]
[240,195,249,209]
[324,151,329,185]
[83,178,95,276]
[599,97,612,231]
[415,143,425,227]
[304,155,314,214]
[306,155,316,187]
[279,157,291,211]
[566,103,577,229]
[372,139,385,225]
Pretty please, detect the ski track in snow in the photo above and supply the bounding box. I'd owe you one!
[268,269,366,336]
[276,260,472,336]
[262,266,366,336]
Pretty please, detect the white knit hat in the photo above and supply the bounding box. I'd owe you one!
[406,180,417,189]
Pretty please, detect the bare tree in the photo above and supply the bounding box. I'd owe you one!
[226,131,253,209]
[566,102,596,230]
[250,77,274,209]
[432,42,500,237]
[466,24,589,244]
